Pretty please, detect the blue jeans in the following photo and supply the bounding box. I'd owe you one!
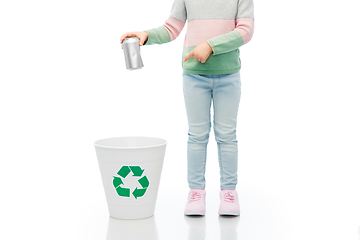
[183,72,241,190]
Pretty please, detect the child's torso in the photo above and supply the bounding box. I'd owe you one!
[185,0,238,21]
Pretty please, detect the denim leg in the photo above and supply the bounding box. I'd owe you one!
[183,74,213,189]
[212,72,241,189]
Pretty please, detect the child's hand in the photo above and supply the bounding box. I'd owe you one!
[184,42,213,63]
[120,31,149,48]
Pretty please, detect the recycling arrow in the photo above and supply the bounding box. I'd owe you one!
[133,187,147,199]
[113,176,130,197]
[112,165,149,199]
[117,166,131,178]
[138,176,149,188]
[130,166,144,176]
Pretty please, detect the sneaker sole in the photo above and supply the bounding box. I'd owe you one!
[184,210,205,216]
[218,210,240,216]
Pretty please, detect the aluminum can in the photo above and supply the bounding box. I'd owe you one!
[122,37,144,70]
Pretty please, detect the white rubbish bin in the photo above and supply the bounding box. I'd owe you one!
[94,136,167,220]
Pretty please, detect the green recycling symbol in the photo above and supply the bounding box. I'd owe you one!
[113,166,149,199]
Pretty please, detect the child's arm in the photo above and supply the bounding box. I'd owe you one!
[184,0,254,63]
[206,0,254,55]
[120,0,186,47]
[144,0,186,45]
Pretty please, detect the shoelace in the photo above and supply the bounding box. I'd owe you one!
[224,192,235,203]
[188,191,202,202]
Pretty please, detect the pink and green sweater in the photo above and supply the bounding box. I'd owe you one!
[145,0,254,75]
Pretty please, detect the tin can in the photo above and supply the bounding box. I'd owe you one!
[122,37,144,70]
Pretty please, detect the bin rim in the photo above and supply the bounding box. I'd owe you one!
[93,136,167,150]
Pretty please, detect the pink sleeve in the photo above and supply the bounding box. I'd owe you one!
[163,17,186,41]
[234,18,254,45]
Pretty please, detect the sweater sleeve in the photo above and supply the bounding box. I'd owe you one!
[144,0,187,45]
[206,0,254,55]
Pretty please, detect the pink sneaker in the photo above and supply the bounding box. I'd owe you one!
[218,189,240,216]
[184,189,206,216]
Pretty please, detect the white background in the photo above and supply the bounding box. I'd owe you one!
[1,0,359,239]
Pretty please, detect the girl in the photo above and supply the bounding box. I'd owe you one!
[120,0,254,216]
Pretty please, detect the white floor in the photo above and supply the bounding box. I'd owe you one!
[2,141,359,240]
[77,187,291,240]
[75,184,359,240]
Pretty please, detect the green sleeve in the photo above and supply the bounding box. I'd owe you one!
[206,31,244,56]
[144,26,171,45]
